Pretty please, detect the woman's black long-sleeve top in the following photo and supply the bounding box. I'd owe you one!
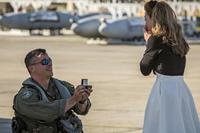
[140,36,186,76]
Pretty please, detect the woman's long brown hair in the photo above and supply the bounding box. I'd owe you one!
[151,1,189,57]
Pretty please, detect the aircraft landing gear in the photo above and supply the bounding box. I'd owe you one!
[29,29,43,36]
[50,29,61,36]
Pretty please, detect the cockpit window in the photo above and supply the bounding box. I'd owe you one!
[29,12,59,22]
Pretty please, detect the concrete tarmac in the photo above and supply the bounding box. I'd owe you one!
[0,35,199,133]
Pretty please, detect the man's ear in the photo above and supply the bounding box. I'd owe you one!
[28,65,35,73]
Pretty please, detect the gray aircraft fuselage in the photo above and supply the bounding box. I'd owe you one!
[0,11,74,30]
[99,17,145,40]
[71,13,112,39]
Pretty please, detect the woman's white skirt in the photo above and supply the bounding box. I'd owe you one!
[143,73,200,133]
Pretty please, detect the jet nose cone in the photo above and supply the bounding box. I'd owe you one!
[71,23,84,36]
[71,22,88,37]
[71,20,102,38]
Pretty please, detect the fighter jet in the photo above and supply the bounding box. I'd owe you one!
[98,17,145,41]
[0,11,74,35]
[71,14,145,44]
[71,12,112,39]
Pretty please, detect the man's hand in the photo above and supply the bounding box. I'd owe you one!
[64,85,93,112]
[73,85,93,103]
[79,86,93,104]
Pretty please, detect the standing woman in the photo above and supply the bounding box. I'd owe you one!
[140,1,200,133]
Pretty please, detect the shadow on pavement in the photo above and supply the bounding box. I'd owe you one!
[0,118,12,133]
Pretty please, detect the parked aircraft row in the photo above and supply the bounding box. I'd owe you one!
[0,10,199,43]
[0,11,146,42]
[72,16,145,41]
[0,11,111,36]
[71,15,200,42]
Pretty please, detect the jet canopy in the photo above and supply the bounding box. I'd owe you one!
[29,11,59,22]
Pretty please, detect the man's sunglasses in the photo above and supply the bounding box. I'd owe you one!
[31,58,52,66]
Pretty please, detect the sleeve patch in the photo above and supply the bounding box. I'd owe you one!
[22,91,32,99]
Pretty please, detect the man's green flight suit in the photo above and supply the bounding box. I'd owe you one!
[13,77,91,133]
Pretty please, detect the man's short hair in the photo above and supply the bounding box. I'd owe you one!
[24,48,46,68]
